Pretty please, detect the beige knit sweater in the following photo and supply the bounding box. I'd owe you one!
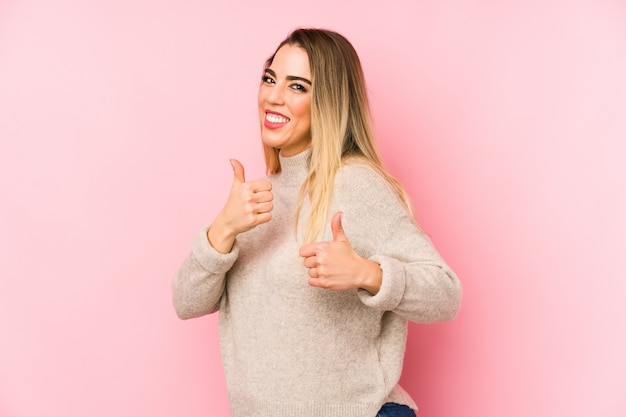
[172,148,461,417]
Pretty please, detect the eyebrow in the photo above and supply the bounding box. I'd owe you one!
[265,68,312,86]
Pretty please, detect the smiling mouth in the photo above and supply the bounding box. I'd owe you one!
[265,112,290,124]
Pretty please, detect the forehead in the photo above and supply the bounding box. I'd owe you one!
[269,44,311,77]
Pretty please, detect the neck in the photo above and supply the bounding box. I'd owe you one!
[277,148,311,186]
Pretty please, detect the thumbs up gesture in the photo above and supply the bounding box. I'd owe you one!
[207,159,273,253]
[299,212,382,294]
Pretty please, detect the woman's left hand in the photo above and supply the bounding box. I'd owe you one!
[299,212,382,295]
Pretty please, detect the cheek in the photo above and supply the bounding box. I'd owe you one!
[294,98,311,121]
[303,105,312,129]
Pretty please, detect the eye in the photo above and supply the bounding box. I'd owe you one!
[290,83,307,92]
[261,75,275,84]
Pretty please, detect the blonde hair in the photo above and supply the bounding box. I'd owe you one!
[262,28,415,242]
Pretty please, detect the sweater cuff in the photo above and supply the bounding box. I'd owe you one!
[357,255,406,310]
[191,225,239,273]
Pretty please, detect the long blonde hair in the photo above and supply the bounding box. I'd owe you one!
[262,28,414,242]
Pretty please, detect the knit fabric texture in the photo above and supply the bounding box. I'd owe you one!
[172,148,461,417]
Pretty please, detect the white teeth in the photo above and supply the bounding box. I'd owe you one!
[266,113,289,124]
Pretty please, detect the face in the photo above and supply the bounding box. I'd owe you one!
[258,44,312,157]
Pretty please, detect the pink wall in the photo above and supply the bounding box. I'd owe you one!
[1,1,625,416]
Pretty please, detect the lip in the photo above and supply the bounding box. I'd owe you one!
[264,110,290,129]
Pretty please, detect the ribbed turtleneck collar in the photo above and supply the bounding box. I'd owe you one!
[276,148,311,186]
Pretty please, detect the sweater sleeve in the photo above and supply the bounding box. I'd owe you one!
[172,225,239,319]
[336,165,462,324]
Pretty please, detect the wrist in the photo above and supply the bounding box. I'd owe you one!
[359,259,382,295]
[207,221,237,254]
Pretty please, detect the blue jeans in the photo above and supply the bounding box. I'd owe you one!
[376,402,417,417]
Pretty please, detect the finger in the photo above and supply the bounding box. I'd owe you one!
[249,180,272,192]
[251,190,273,204]
[308,276,326,289]
[254,212,272,226]
[331,211,348,242]
[299,243,317,257]
[230,159,245,184]
[253,201,273,214]
[302,256,317,268]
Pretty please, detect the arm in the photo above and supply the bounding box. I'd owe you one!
[172,225,239,319]
[347,167,461,323]
[357,229,461,323]
[301,164,461,324]
[172,159,273,319]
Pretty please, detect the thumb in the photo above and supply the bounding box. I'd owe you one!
[331,211,348,242]
[229,159,245,184]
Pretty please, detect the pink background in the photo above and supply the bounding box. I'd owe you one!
[1,1,625,416]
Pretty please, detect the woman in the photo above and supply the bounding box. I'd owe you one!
[173,28,461,417]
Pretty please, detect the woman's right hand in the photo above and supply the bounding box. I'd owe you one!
[207,159,273,253]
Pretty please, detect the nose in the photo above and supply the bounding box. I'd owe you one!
[266,84,285,105]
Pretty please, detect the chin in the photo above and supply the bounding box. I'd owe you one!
[261,134,287,150]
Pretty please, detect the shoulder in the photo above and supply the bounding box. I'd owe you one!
[336,162,400,201]
[332,163,420,256]
[333,162,412,228]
